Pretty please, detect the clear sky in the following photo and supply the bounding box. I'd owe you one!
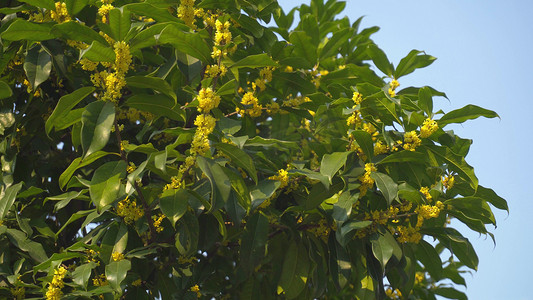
[278,1,533,299]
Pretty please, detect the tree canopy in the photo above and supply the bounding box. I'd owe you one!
[0,0,507,299]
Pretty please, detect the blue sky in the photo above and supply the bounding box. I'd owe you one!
[278,1,533,299]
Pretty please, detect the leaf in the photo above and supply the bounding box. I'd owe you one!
[434,287,467,300]
[59,151,115,189]
[159,188,188,227]
[158,24,212,63]
[89,160,126,211]
[340,220,373,236]
[415,240,442,280]
[108,8,131,41]
[367,44,394,76]
[250,180,280,210]
[125,76,177,101]
[438,104,499,127]
[306,177,344,210]
[277,242,309,299]
[196,156,231,212]
[230,53,277,69]
[239,212,268,273]
[72,262,96,289]
[105,260,131,291]
[215,143,258,183]
[6,228,48,263]
[423,145,478,192]
[52,21,108,45]
[328,234,351,290]
[124,3,178,22]
[24,45,52,90]
[418,86,434,116]
[0,182,23,221]
[245,136,299,150]
[320,151,351,183]
[81,101,115,158]
[218,117,241,135]
[377,150,425,164]
[320,28,352,59]
[125,94,183,121]
[395,50,437,79]
[445,197,496,225]
[46,86,95,136]
[79,41,115,63]
[55,209,94,237]
[370,172,398,205]
[351,130,374,161]
[1,19,54,41]
[370,229,402,270]
[0,109,15,135]
[475,185,508,212]
[0,81,13,99]
[289,168,330,189]
[65,0,88,14]
[19,0,54,9]
[289,31,317,69]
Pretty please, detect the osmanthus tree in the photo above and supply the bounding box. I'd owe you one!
[0,0,507,299]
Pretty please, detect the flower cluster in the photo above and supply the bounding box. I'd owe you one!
[205,64,227,78]
[92,274,108,287]
[190,284,201,298]
[178,0,196,29]
[373,140,389,155]
[237,92,262,117]
[419,186,432,201]
[191,114,216,155]
[98,4,114,23]
[51,2,70,23]
[420,118,438,138]
[359,163,377,196]
[112,251,124,261]
[403,131,421,151]
[442,174,455,190]
[45,266,67,300]
[116,197,144,224]
[388,78,399,97]
[197,87,221,113]
[212,19,233,59]
[269,168,289,189]
[152,214,165,232]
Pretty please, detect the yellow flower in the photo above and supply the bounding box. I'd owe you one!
[178,0,196,29]
[352,92,363,106]
[373,140,389,155]
[420,118,438,138]
[51,2,70,23]
[152,214,165,233]
[237,92,262,117]
[346,111,362,126]
[98,4,113,23]
[132,279,142,286]
[442,174,455,190]
[197,87,221,113]
[193,114,217,136]
[111,251,124,261]
[419,186,432,201]
[92,274,108,286]
[269,168,289,189]
[113,41,132,75]
[116,197,144,224]
[395,225,421,243]
[46,266,67,300]
[403,131,421,151]
[388,78,399,97]
[190,284,201,298]
[127,162,136,174]
[359,163,377,196]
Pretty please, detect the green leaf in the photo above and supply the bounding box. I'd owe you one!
[370,229,402,270]
[328,234,351,290]
[196,156,231,212]
[340,220,372,236]
[277,242,310,299]
[1,19,54,41]
[377,150,425,164]
[320,151,351,183]
[423,145,478,192]
[6,228,48,262]
[218,117,241,135]
[367,44,394,76]
[275,72,316,95]
[52,21,109,45]
[0,182,23,221]
[125,94,184,121]
[320,28,352,59]
[124,3,178,22]
[24,45,52,90]
[46,86,95,136]
[72,262,96,289]
[125,76,177,101]
[415,240,442,280]
[79,41,115,63]
[438,104,499,127]
[81,101,115,158]
[230,53,277,69]
[19,0,54,10]
[89,160,126,211]
[239,212,268,273]
[289,31,317,69]
[215,143,258,183]
[395,50,437,79]
[159,188,188,227]
[245,136,299,150]
[65,0,88,14]
[174,212,199,256]
[306,177,344,210]
[475,185,508,212]
[55,209,94,237]
[158,24,212,63]
[434,287,467,300]
[445,197,496,225]
[351,130,374,161]
[418,86,434,116]
[108,8,131,41]
[45,190,89,212]
[289,168,330,190]
[250,180,280,209]
[59,151,116,189]
[0,109,15,135]
[105,260,131,291]
[0,81,13,99]
[370,172,398,205]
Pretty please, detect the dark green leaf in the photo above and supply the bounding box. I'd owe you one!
[277,242,309,299]
[0,81,13,99]
[1,19,54,41]
[159,188,189,227]
[370,172,398,205]
[395,50,436,79]
[250,180,280,210]
[367,44,393,76]
[377,150,425,164]
[289,31,317,68]
[59,151,116,189]
[126,76,177,101]
[239,212,268,273]
[52,21,109,45]
[72,262,96,289]
[24,45,52,90]
[46,86,95,136]
[79,41,115,63]
[125,3,178,22]
[81,101,115,158]
[230,53,277,69]
[196,156,231,212]
[215,143,258,183]
[351,130,374,161]
[89,160,126,211]
[19,0,54,10]
[320,151,351,183]
[105,260,131,291]
[370,229,402,269]
[423,145,478,192]
[415,240,442,280]
[125,94,184,121]
[6,228,48,262]
[438,104,499,127]
[320,28,352,59]
[158,24,212,63]
[65,0,88,14]
[418,86,433,116]
[434,287,467,300]
[108,8,131,41]
[475,185,508,212]
[0,182,23,221]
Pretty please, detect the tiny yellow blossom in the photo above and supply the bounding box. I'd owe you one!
[420,118,438,138]
[269,168,289,189]
[197,87,221,113]
[152,214,165,232]
[442,174,455,190]
[403,131,421,151]
[419,186,432,201]
[51,2,70,23]
[359,163,377,196]
[373,140,389,155]
[352,92,363,106]
[98,4,113,23]
[46,266,67,300]
[237,92,262,117]
[111,251,124,261]
[116,197,144,224]
[92,274,108,286]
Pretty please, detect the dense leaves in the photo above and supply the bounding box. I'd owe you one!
[0,0,506,299]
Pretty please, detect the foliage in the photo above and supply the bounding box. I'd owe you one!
[0,0,507,299]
